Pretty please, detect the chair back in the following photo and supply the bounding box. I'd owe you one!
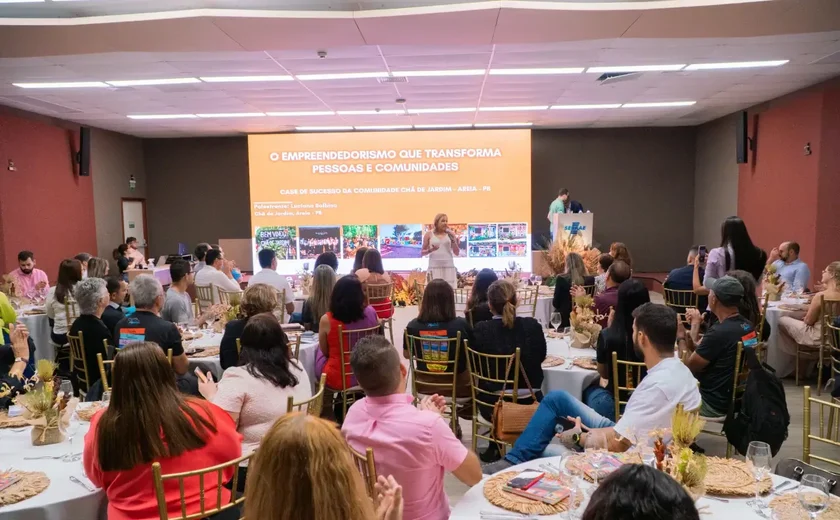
[151,452,254,520]
[664,288,698,326]
[192,301,200,321]
[274,288,287,324]
[97,352,114,393]
[405,331,462,432]
[515,287,538,318]
[611,351,646,421]
[217,288,242,307]
[348,446,378,499]
[335,323,383,417]
[194,285,214,312]
[364,282,394,314]
[464,344,523,452]
[64,297,80,328]
[292,335,301,361]
[67,331,90,396]
[236,338,241,356]
[758,293,770,341]
[414,280,427,307]
[822,298,840,351]
[466,308,474,328]
[826,317,840,395]
[803,386,840,470]
[454,287,470,306]
[287,373,326,416]
[581,284,597,297]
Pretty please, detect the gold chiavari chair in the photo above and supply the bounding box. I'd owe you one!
[611,351,646,421]
[349,446,378,499]
[236,338,241,356]
[217,288,243,307]
[466,308,474,328]
[664,288,699,328]
[405,331,467,434]
[274,289,287,324]
[515,287,539,318]
[192,301,200,321]
[758,293,770,340]
[581,285,597,297]
[67,331,91,398]
[825,317,840,397]
[333,323,383,419]
[194,285,214,313]
[464,345,523,455]
[796,298,840,390]
[365,282,395,345]
[454,287,470,307]
[97,352,114,393]
[803,386,840,470]
[287,374,326,416]
[699,341,752,458]
[292,335,301,361]
[415,280,427,307]
[151,452,254,520]
[64,297,80,328]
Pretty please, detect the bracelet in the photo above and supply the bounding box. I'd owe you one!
[14,357,29,364]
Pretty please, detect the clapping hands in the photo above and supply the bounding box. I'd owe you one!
[685,308,705,326]
[570,285,586,298]
[418,394,447,415]
[375,476,404,520]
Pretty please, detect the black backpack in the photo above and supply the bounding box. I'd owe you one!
[724,348,790,456]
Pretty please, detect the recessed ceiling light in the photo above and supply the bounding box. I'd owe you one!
[354,125,413,131]
[414,124,473,129]
[195,112,266,118]
[586,64,686,73]
[0,0,44,3]
[474,123,533,128]
[296,126,354,132]
[392,69,486,77]
[266,111,336,116]
[106,78,201,87]
[200,75,294,83]
[684,60,789,71]
[489,68,584,75]
[410,108,476,114]
[13,81,110,89]
[296,72,389,81]
[479,106,549,112]
[621,101,696,108]
[336,110,405,115]
[126,114,198,120]
[550,104,622,110]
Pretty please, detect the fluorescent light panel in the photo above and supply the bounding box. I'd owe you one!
[489,67,584,75]
[354,125,413,130]
[621,101,696,108]
[195,112,266,118]
[479,106,548,112]
[414,124,473,129]
[410,108,475,114]
[474,123,533,128]
[296,126,354,132]
[266,111,336,116]
[684,60,789,70]
[0,0,44,3]
[296,72,388,81]
[106,78,200,87]
[336,109,405,115]
[199,75,293,83]
[392,69,485,77]
[587,64,686,73]
[13,81,109,89]
[551,104,622,110]
[127,114,197,120]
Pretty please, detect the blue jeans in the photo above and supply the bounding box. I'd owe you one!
[582,385,616,422]
[505,390,615,464]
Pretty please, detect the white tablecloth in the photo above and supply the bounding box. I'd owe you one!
[0,419,105,520]
[16,307,53,362]
[450,455,798,520]
[765,301,808,378]
[541,337,601,401]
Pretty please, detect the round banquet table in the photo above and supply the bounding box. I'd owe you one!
[16,306,53,362]
[450,455,800,520]
[0,418,105,520]
[765,300,808,379]
[541,337,601,401]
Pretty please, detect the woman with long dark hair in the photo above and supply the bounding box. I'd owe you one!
[727,269,770,341]
[465,268,498,326]
[695,216,767,295]
[351,246,369,274]
[585,279,650,420]
[355,249,394,320]
[45,258,83,346]
[83,342,242,520]
[113,244,135,282]
[609,242,633,269]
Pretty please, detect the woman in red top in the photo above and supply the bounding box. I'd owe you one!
[83,341,243,520]
[355,249,394,320]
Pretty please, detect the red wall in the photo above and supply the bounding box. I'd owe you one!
[815,82,840,277]
[0,111,97,280]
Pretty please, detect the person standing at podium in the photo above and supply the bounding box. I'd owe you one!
[547,191,565,241]
[423,213,459,288]
[559,188,585,213]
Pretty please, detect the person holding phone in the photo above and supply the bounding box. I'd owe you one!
[422,213,459,288]
[665,246,705,292]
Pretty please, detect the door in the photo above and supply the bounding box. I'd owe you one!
[121,199,148,258]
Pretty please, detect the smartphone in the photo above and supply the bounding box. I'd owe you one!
[698,245,707,264]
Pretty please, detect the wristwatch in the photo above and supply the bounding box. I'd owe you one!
[572,432,583,448]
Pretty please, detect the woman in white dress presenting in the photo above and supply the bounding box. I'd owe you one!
[422,213,459,288]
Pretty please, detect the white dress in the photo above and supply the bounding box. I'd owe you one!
[428,233,457,288]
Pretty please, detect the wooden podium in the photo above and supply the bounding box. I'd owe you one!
[552,213,594,246]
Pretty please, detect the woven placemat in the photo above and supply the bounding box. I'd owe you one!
[181,331,204,341]
[565,451,642,482]
[483,471,575,515]
[0,471,50,506]
[770,493,840,520]
[0,411,29,429]
[189,347,220,358]
[76,402,104,422]
[703,457,772,496]
[542,355,566,368]
[572,357,597,370]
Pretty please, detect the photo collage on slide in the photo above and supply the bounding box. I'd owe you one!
[254,222,528,260]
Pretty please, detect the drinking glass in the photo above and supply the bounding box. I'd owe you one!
[550,312,563,332]
[59,379,73,398]
[798,474,830,519]
[584,431,607,486]
[746,441,772,509]
[534,275,543,287]
[101,391,111,403]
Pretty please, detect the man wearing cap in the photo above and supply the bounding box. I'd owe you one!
[680,276,758,418]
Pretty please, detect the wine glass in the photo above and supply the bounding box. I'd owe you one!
[584,431,607,486]
[534,275,542,287]
[746,441,772,509]
[101,391,111,403]
[550,312,562,332]
[59,379,73,398]
[798,474,830,519]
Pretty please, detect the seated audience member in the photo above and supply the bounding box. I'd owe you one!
[301,265,336,333]
[125,237,146,267]
[777,262,840,367]
[195,248,242,304]
[553,252,595,328]
[586,279,650,421]
[248,249,295,316]
[1,293,35,375]
[465,268,498,326]
[68,278,112,395]
[582,464,700,520]
[87,257,110,279]
[593,261,631,327]
[405,280,473,398]
[75,253,92,278]
[199,313,311,488]
[46,259,83,347]
[343,335,482,520]
[314,251,339,272]
[483,303,700,472]
[355,249,393,320]
[245,413,404,520]
[610,242,633,270]
[593,254,614,295]
[8,250,49,298]
[194,242,211,273]
[113,244,136,282]
[727,270,770,341]
[682,276,756,418]
[162,259,217,326]
[665,246,708,312]
[768,241,810,291]
[220,284,278,370]
[0,324,30,409]
[114,275,195,394]
[211,244,242,282]
[318,275,379,391]
[102,277,127,334]
[83,341,242,520]
[351,246,369,274]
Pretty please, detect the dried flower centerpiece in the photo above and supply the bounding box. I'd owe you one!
[568,294,605,348]
[15,360,77,446]
[503,262,524,288]
[298,264,313,296]
[540,235,603,276]
[651,405,708,499]
[457,269,478,289]
[391,272,417,307]
[763,263,784,301]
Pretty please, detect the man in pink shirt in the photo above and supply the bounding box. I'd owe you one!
[342,335,482,520]
[8,250,49,299]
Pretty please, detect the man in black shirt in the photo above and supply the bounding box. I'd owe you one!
[68,278,112,395]
[680,276,758,417]
[102,277,127,335]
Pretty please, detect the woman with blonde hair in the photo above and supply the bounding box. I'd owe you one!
[87,257,110,278]
[220,283,278,370]
[552,252,595,328]
[422,213,459,288]
[245,413,403,520]
[301,265,336,333]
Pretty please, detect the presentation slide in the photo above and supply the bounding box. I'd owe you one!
[247,129,532,274]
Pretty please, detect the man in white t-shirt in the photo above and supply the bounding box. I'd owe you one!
[483,303,700,472]
[248,249,295,316]
[194,248,241,304]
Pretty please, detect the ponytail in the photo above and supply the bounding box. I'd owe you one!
[488,279,518,329]
[502,301,516,329]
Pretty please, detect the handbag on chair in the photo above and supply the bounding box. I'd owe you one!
[492,357,540,444]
